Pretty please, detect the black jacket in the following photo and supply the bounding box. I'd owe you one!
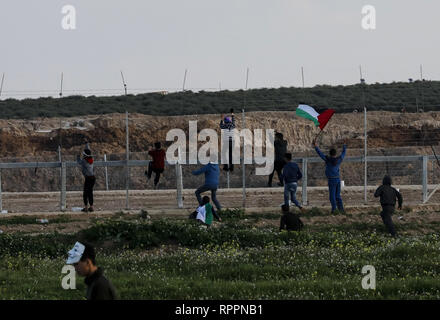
[374,185,403,208]
[274,140,288,162]
[280,213,303,231]
[85,267,117,300]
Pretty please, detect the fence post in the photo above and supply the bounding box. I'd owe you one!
[60,162,66,211]
[364,107,368,204]
[104,154,109,191]
[227,170,230,189]
[422,155,428,203]
[302,158,308,206]
[176,161,184,208]
[125,111,130,210]
[0,169,2,212]
[242,109,246,208]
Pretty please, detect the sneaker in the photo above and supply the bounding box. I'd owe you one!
[81,207,88,212]
[277,182,284,187]
[88,207,94,212]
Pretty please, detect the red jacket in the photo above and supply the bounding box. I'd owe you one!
[148,149,166,169]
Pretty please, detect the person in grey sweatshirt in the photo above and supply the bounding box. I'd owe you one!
[77,142,95,212]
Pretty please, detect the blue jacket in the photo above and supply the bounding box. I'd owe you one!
[315,145,347,179]
[192,163,219,188]
[281,162,302,184]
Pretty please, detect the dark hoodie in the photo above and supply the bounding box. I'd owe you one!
[85,267,117,300]
[374,176,403,208]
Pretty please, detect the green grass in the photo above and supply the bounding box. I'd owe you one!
[0,215,73,226]
[1,210,440,299]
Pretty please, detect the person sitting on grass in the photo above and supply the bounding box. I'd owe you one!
[313,139,347,214]
[279,204,304,232]
[190,195,222,228]
[66,241,117,300]
[281,152,304,211]
[374,175,403,238]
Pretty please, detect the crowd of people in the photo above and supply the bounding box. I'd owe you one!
[70,112,404,300]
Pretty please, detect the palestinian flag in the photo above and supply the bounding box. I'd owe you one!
[296,104,335,130]
[196,203,214,225]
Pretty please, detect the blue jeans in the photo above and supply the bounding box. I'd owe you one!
[195,184,222,210]
[284,182,302,208]
[328,178,344,212]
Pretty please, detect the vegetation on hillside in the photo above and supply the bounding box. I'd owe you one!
[0,81,439,119]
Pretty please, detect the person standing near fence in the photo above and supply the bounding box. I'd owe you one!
[281,152,304,211]
[146,142,166,189]
[192,160,222,211]
[77,141,95,213]
[374,175,402,238]
[220,109,235,172]
[268,132,288,187]
[313,139,347,213]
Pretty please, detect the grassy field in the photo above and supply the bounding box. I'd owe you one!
[1,208,440,300]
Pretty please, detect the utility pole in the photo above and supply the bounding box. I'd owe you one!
[121,71,127,95]
[59,72,64,97]
[0,73,5,98]
[182,69,188,91]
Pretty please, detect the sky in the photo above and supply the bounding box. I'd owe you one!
[0,0,439,99]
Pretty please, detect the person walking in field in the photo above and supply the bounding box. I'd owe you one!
[146,142,166,189]
[281,152,304,211]
[374,175,403,238]
[192,160,222,211]
[77,141,95,212]
[268,132,288,187]
[313,139,347,213]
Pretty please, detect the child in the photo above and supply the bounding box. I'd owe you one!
[281,152,304,210]
[192,196,222,227]
[313,139,347,213]
[77,142,95,212]
[374,175,403,238]
[280,204,304,232]
[146,142,166,189]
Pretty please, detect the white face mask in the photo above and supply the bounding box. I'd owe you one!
[66,242,85,264]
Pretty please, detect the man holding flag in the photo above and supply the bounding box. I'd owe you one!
[295,104,347,213]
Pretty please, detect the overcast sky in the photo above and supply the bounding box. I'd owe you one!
[0,0,439,99]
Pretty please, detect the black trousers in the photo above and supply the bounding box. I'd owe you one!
[147,162,164,186]
[223,138,234,172]
[83,176,96,206]
[268,160,286,186]
[381,205,397,237]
